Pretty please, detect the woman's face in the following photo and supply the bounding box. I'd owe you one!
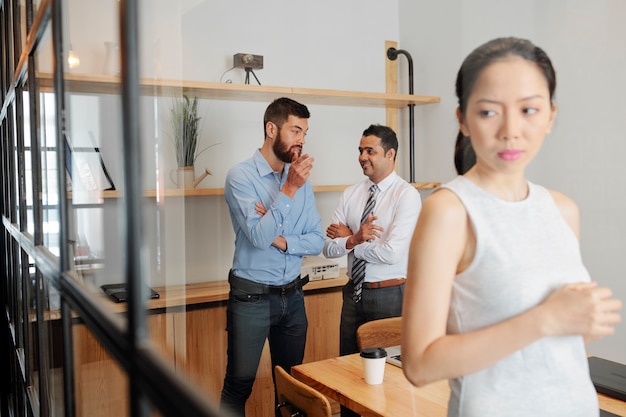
[458,56,556,175]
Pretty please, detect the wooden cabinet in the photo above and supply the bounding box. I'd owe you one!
[72,277,346,417]
[72,314,175,417]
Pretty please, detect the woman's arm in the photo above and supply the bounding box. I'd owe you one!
[401,189,622,387]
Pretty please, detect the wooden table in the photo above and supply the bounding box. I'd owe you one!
[292,353,448,417]
[292,353,626,417]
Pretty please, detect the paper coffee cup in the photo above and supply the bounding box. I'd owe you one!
[360,347,387,385]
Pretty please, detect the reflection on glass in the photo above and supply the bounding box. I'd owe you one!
[73,322,129,417]
[67,48,81,69]
[12,103,22,229]
[18,1,27,58]
[32,26,60,256]
[26,267,54,415]
[31,315,66,417]
[65,92,123,298]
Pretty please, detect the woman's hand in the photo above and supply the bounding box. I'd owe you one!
[539,282,622,341]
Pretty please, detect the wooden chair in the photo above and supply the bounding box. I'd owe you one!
[274,365,332,417]
[356,316,402,350]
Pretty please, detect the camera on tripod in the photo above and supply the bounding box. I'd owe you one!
[233,53,263,85]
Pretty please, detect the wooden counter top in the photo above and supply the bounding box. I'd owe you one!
[44,273,348,320]
[148,274,348,309]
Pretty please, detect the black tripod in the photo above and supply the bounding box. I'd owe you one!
[244,67,261,85]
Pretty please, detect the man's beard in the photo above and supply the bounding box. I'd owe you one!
[273,131,300,163]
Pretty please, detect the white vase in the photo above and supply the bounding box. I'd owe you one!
[103,42,120,75]
[171,166,194,189]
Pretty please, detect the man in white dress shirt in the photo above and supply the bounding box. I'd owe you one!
[323,124,421,416]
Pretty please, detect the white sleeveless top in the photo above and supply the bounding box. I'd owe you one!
[442,176,598,417]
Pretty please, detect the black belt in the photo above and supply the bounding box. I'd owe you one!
[228,270,309,295]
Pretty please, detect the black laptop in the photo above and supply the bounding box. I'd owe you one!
[588,356,626,403]
[101,283,160,303]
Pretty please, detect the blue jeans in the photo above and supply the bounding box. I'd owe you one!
[339,280,404,417]
[220,284,308,417]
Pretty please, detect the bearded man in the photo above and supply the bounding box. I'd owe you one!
[221,97,324,417]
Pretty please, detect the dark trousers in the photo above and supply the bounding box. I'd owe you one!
[340,280,404,417]
[220,284,308,417]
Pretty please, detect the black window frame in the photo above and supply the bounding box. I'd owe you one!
[0,1,226,416]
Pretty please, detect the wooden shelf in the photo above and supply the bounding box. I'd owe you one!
[68,182,440,200]
[37,72,440,108]
[49,71,441,204]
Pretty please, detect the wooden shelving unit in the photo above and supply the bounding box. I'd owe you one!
[37,72,440,108]
[51,62,441,201]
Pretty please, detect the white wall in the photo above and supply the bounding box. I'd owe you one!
[66,0,405,285]
[66,0,624,363]
[399,0,626,363]
[165,0,403,282]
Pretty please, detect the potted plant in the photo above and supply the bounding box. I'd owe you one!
[170,95,217,188]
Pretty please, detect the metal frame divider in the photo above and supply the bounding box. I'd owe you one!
[49,1,75,416]
[119,0,149,414]
[1,0,229,416]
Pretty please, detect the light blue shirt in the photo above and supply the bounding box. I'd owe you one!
[225,150,324,285]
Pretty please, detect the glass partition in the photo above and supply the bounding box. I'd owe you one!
[22,91,34,232]
[62,0,127,316]
[12,103,22,230]
[3,0,351,415]
[31,25,59,258]
[72,321,129,417]
[16,0,27,58]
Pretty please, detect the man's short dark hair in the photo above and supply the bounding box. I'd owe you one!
[263,97,311,136]
[362,124,398,160]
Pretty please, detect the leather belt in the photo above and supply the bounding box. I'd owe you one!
[362,278,406,289]
[229,270,309,295]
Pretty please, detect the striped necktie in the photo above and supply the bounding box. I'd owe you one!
[351,184,378,303]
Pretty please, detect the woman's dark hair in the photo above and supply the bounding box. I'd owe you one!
[454,134,476,175]
[454,37,557,174]
[362,124,398,160]
[263,97,310,137]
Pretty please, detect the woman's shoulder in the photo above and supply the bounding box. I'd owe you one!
[422,186,467,223]
[546,188,575,205]
[546,188,580,236]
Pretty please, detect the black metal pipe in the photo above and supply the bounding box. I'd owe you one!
[387,47,415,183]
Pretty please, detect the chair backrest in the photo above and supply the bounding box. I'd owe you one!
[274,365,332,417]
[356,316,402,350]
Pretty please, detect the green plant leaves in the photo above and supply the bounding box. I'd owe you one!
[171,95,201,167]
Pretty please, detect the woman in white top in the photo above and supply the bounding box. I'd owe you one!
[402,37,622,417]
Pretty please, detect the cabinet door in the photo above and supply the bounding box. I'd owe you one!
[304,289,343,362]
[172,288,343,417]
[172,306,227,400]
[72,314,175,417]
